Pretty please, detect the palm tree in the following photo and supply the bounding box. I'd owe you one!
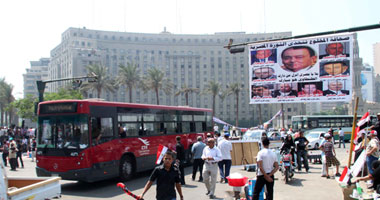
[203,80,222,125]
[80,64,116,99]
[226,82,242,128]
[141,68,172,105]
[116,63,141,102]
[175,84,199,106]
[1,82,15,126]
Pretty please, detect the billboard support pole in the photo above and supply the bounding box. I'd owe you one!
[348,96,359,167]
[281,103,285,128]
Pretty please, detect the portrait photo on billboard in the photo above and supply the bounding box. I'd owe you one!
[272,83,298,97]
[319,42,350,59]
[297,81,323,97]
[251,84,274,98]
[322,79,350,96]
[252,66,277,81]
[278,46,318,73]
[250,49,277,65]
[320,60,350,77]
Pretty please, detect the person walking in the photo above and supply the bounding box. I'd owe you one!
[320,133,341,179]
[217,133,232,183]
[294,130,309,172]
[319,134,328,177]
[9,142,18,171]
[191,136,206,182]
[16,140,24,168]
[31,138,36,162]
[202,138,222,199]
[253,137,279,200]
[139,151,184,200]
[1,140,9,167]
[175,136,186,185]
[338,128,345,148]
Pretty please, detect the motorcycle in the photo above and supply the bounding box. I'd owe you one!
[280,147,295,183]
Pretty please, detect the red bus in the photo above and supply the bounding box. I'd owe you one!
[35,100,213,182]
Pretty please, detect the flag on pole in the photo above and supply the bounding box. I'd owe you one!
[339,166,351,183]
[353,111,370,148]
[351,150,367,177]
[156,144,168,164]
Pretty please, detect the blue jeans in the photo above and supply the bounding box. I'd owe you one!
[367,155,378,175]
[218,159,232,181]
[339,136,345,148]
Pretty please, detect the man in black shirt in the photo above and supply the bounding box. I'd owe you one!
[294,131,309,172]
[139,151,184,200]
[175,136,186,185]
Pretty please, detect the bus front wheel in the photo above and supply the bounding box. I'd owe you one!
[120,155,134,181]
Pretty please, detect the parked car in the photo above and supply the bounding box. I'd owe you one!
[242,129,267,141]
[305,131,326,150]
[268,131,281,141]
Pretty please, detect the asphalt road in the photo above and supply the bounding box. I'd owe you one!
[4,143,353,200]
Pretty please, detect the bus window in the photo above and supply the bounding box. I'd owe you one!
[119,122,139,137]
[182,122,190,133]
[91,117,114,145]
[164,122,176,134]
[190,122,196,132]
[195,122,203,132]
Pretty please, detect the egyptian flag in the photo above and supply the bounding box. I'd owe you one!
[156,144,168,164]
[338,166,351,184]
[354,111,370,142]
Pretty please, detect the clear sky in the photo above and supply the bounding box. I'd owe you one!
[0,0,379,99]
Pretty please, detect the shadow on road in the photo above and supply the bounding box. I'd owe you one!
[287,178,306,187]
[61,171,152,198]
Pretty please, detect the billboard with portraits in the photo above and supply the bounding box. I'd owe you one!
[249,34,353,104]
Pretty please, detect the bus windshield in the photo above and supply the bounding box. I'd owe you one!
[38,114,89,149]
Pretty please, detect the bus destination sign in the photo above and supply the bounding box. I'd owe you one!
[40,103,78,114]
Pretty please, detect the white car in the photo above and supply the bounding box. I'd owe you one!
[305,131,326,150]
[242,129,267,141]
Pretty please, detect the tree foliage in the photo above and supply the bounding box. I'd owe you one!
[80,64,116,98]
[12,94,38,122]
[141,68,173,105]
[116,63,141,102]
[44,88,83,101]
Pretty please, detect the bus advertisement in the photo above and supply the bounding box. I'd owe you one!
[291,115,377,141]
[35,100,213,182]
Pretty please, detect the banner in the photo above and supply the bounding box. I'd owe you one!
[249,34,353,104]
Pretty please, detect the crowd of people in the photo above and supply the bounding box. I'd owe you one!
[0,126,36,171]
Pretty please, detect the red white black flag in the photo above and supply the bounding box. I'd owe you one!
[156,144,168,164]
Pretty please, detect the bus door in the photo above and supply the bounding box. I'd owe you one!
[89,106,118,177]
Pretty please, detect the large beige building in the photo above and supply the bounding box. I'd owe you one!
[47,27,300,127]
[23,58,50,98]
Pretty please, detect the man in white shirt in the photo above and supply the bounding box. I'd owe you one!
[253,138,279,200]
[217,133,232,183]
[202,138,222,199]
[213,124,219,134]
[338,128,345,148]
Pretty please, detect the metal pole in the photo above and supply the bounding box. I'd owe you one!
[281,103,285,128]
[348,97,359,167]
[224,23,380,49]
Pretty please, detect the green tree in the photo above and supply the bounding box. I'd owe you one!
[12,95,38,122]
[80,64,116,98]
[0,82,15,126]
[203,80,222,125]
[226,82,242,128]
[141,68,173,105]
[44,88,83,101]
[175,84,199,106]
[116,63,141,102]
[0,78,6,126]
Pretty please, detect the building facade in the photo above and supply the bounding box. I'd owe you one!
[374,42,380,75]
[47,27,294,128]
[361,64,375,102]
[23,58,50,98]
